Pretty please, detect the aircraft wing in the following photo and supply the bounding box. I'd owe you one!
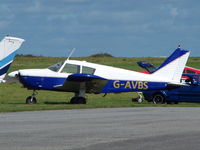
[54,73,108,93]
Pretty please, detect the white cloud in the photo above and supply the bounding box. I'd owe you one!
[0,4,14,29]
[86,10,141,23]
[170,7,179,17]
[47,14,77,21]
[24,0,42,13]
[61,0,91,2]
[0,4,14,19]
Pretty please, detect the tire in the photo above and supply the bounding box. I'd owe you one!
[133,97,143,103]
[152,93,165,104]
[70,97,77,104]
[70,97,86,104]
[26,96,37,104]
[77,97,86,104]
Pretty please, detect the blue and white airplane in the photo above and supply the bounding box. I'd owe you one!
[9,48,190,104]
[0,36,24,83]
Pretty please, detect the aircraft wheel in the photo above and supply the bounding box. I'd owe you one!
[70,97,77,104]
[152,94,165,104]
[135,97,143,103]
[26,96,37,104]
[70,97,86,104]
[77,97,86,104]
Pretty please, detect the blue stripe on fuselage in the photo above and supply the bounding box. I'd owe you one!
[19,76,67,90]
[19,75,168,94]
[101,80,168,93]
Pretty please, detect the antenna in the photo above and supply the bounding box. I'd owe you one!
[67,48,75,60]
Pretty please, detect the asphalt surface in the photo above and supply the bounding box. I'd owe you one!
[0,107,200,150]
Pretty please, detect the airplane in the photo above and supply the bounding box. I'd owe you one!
[0,36,24,83]
[8,47,190,104]
[137,61,200,75]
[134,58,200,103]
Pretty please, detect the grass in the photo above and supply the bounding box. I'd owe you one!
[0,55,200,112]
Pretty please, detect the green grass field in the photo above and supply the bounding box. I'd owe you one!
[0,55,200,112]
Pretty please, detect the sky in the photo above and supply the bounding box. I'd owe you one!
[0,0,200,57]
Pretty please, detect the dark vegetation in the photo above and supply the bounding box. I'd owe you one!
[89,53,113,58]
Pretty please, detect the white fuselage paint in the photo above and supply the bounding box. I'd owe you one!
[15,60,174,83]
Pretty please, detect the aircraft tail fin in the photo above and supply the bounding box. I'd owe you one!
[0,36,24,82]
[151,48,190,82]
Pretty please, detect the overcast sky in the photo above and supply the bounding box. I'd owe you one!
[0,0,200,57]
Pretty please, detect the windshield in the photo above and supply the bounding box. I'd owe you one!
[48,61,64,72]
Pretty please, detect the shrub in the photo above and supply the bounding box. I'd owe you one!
[89,53,113,58]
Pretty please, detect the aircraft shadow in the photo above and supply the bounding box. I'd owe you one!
[44,101,70,104]
[2,103,26,104]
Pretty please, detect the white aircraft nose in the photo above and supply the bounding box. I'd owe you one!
[8,71,19,78]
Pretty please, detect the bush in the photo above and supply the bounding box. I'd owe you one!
[89,53,113,58]
[16,54,42,57]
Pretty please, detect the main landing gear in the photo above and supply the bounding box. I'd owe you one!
[26,90,38,104]
[25,82,88,104]
[70,83,87,104]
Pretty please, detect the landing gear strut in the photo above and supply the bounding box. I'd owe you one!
[26,90,38,104]
[132,92,143,103]
[70,83,87,104]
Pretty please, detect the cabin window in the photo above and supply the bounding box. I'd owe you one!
[61,64,80,74]
[48,61,64,72]
[82,66,95,74]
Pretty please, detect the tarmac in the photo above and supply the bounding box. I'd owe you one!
[0,107,200,150]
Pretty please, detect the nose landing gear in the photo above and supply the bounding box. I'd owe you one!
[26,90,38,104]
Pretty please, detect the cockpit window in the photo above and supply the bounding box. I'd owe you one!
[82,66,95,74]
[48,61,64,72]
[61,64,80,74]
